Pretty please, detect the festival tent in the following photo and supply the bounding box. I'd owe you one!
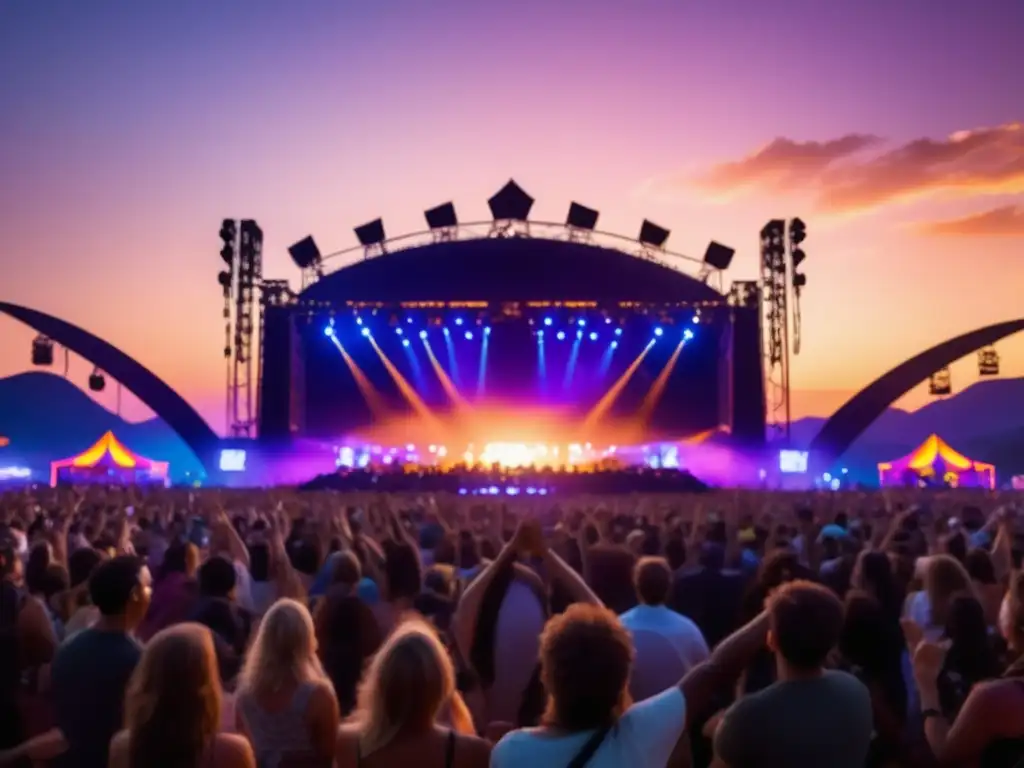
[50,431,169,487]
[877,433,995,489]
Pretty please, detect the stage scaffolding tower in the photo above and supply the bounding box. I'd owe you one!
[760,220,790,442]
[227,219,263,437]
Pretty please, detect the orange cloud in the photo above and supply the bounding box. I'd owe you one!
[917,205,1024,237]
[684,123,1024,214]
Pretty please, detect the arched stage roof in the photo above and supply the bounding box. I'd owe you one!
[0,302,220,475]
[301,237,724,304]
[810,318,1024,465]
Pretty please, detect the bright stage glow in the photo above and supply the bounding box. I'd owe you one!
[324,326,334,337]
[395,327,403,336]
[576,330,583,339]
[615,328,623,336]
[692,315,700,324]
[577,319,586,327]
[484,326,491,335]
[356,317,363,325]
[683,328,694,341]
[605,318,612,324]
[557,331,566,341]
[402,339,410,347]
[361,327,371,337]
[543,317,553,326]
[589,332,598,341]
[443,327,450,336]
[611,341,618,348]
[419,330,428,340]
[454,317,464,326]
[654,327,664,337]
[464,331,474,340]
[406,317,414,324]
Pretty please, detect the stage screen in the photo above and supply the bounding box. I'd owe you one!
[299,308,728,446]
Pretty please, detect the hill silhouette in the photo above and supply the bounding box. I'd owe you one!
[0,371,204,481]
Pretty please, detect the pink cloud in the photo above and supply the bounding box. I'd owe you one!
[917,204,1024,237]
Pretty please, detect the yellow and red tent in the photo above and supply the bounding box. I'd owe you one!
[50,431,169,487]
[877,433,995,489]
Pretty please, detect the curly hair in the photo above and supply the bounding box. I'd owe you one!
[539,603,634,732]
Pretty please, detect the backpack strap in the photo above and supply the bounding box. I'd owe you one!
[566,722,615,768]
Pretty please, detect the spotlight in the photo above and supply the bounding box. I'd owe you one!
[406,317,414,324]
[638,219,670,249]
[287,235,322,270]
[424,201,458,230]
[454,317,464,326]
[465,331,474,340]
[557,331,566,341]
[30,335,54,366]
[88,369,106,393]
[614,328,623,336]
[419,330,428,340]
[611,341,618,349]
[484,327,491,335]
[487,179,534,221]
[537,330,544,338]
[361,328,371,337]
[566,201,599,231]
[402,339,410,348]
[443,327,450,336]
[605,318,612,324]
[543,317,553,326]
[324,326,334,337]
[576,330,583,339]
[395,328,403,336]
[702,241,736,271]
[683,329,694,341]
[589,332,598,341]
[577,319,586,327]
[654,327,664,337]
[692,315,700,324]
[356,316,363,325]
[354,218,386,248]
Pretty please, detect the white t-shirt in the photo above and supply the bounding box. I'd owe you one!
[619,604,709,671]
[491,687,686,768]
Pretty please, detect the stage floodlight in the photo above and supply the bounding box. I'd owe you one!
[425,202,458,230]
[219,219,236,264]
[354,219,386,247]
[566,202,599,231]
[789,217,806,245]
[488,180,534,221]
[639,219,670,248]
[703,241,736,271]
[88,369,106,392]
[288,236,322,270]
[31,336,54,367]
[761,219,786,239]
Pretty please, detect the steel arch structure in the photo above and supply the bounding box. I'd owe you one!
[0,302,220,475]
[809,318,1024,465]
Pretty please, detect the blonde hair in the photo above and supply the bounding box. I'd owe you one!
[354,618,455,756]
[238,598,328,697]
[125,623,221,768]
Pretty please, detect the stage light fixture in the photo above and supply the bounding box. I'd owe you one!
[654,327,664,337]
[395,328,403,336]
[557,331,566,341]
[789,218,807,289]
[324,326,334,337]
[406,317,414,324]
[454,317,464,326]
[288,236,322,270]
[355,316,363,326]
[361,328,371,337]
[578,319,586,327]
[605,317,612,324]
[219,219,236,261]
[611,341,619,349]
[614,328,623,336]
[537,330,544,339]
[589,332,598,341]
[566,202,599,231]
[484,327,491,335]
[354,218,386,248]
[88,369,106,393]
[30,335,54,366]
[702,241,735,271]
[443,327,450,336]
[419,330,428,340]
[692,314,700,324]
[576,330,583,339]
[402,339,410,348]
[638,220,670,249]
[488,180,534,221]
[425,202,458,230]
[683,329,694,341]
[465,331,474,340]
[543,317,553,327]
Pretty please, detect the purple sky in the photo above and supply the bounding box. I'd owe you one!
[1,0,1023,433]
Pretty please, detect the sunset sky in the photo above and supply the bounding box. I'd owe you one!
[1,0,1023,436]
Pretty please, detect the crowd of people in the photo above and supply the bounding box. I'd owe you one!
[0,484,1022,767]
[301,465,709,495]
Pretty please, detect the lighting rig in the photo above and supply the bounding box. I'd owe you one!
[929,367,953,397]
[219,219,237,433]
[88,367,106,392]
[760,220,789,441]
[788,218,807,355]
[232,220,263,437]
[978,347,1000,376]
[30,335,54,366]
[488,180,534,238]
